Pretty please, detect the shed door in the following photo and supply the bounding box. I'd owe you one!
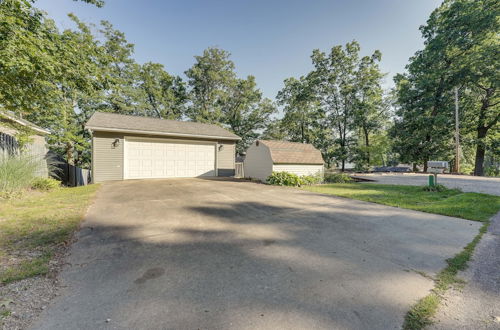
[125,138,216,179]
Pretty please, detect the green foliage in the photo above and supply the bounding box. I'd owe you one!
[300,173,323,185]
[274,41,389,169]
[185,47,276,153]
[422,184,449,192]
[324,172,353,183]
[267,171,323,186]
[31,177,60,191]
[0,1,189,167]
[393,0,499,175]
[276,76,322,146]
[185,47,236,124]
[267,171,303,187]
[0,154,40,197]
[485,166,500,177]
[137,62,187,119]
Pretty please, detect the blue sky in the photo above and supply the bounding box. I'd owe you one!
[37,0,441,100]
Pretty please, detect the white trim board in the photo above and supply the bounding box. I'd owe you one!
[87,126,240,141]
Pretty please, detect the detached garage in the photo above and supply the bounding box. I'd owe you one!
[244,140,324,182]
[85,112,240,182]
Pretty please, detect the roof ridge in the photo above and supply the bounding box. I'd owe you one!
[259,139,316,146]
[94,111,223,128]
[87,112,240,140]
[0,110,50,134]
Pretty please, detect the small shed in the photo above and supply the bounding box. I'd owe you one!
[244,140,324,182]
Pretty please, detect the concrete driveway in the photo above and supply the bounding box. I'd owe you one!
[32,179,481,330]
[352,173,500,196]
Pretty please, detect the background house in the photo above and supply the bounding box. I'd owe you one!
[244,140,324,182]
[0,111,50,177]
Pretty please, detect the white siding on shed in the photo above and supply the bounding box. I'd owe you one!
[243,142,273,182]
[272,164,324,177]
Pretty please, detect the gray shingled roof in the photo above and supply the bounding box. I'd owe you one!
[259,140,324,165]
[86,112,240,140]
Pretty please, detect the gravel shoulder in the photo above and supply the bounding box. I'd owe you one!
[0,247,66,330]
[429,211,500,329]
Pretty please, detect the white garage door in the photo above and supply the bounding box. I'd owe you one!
[125,138,216,179]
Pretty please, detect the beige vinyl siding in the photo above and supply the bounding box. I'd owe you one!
[244,142,273,182]
[272,164,324,177]
[0,125,48,177]
[217,141,235,176]
[25,135,49,177]
[92,131,124,182]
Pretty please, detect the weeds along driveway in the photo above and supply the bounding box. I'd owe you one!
[31,179,481,330]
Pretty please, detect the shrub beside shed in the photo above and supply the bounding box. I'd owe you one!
[243,140,324,182]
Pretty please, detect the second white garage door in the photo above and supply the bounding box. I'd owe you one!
[125,138,216,179]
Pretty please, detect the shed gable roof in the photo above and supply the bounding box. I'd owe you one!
[259,140,324,165]
[86,112,240,140]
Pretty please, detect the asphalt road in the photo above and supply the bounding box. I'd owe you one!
[31,178,480,330]
[352,173,500,196]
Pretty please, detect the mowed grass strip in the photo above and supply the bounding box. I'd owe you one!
[0,184,100,284]
[302,183,500,222]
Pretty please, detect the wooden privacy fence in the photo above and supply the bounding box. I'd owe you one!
[52,162,91,187]
[0,132,19,157]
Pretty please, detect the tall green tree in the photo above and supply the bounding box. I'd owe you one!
[186,47,276,152]
[394,0,499,175]
[0,0,61,114]
[99,20,140,113]
[136,62,187,119]
[310,41,384,170]
[276,76,323,145]
[27,14,107,166]
[221,76,275,153]
[185,47,235,123]
[275,42,388,169]
[352,50,386,167]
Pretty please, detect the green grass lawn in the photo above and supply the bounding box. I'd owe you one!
[0,185,100,284]
[302,183,500,222]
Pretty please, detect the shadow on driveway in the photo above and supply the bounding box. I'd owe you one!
[31,179,481,330]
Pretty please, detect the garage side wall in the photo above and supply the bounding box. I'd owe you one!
[272,164,324,177]
[244,142,273,182]
[217,141,236,176]
[92,132,124,182]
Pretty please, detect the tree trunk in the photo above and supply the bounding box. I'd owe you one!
[423,157,428,172]
[473,127,488,176]
[473,87,496,176]
[66,141,74,166]
[341,159,345,172]
[363,126,370,164]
